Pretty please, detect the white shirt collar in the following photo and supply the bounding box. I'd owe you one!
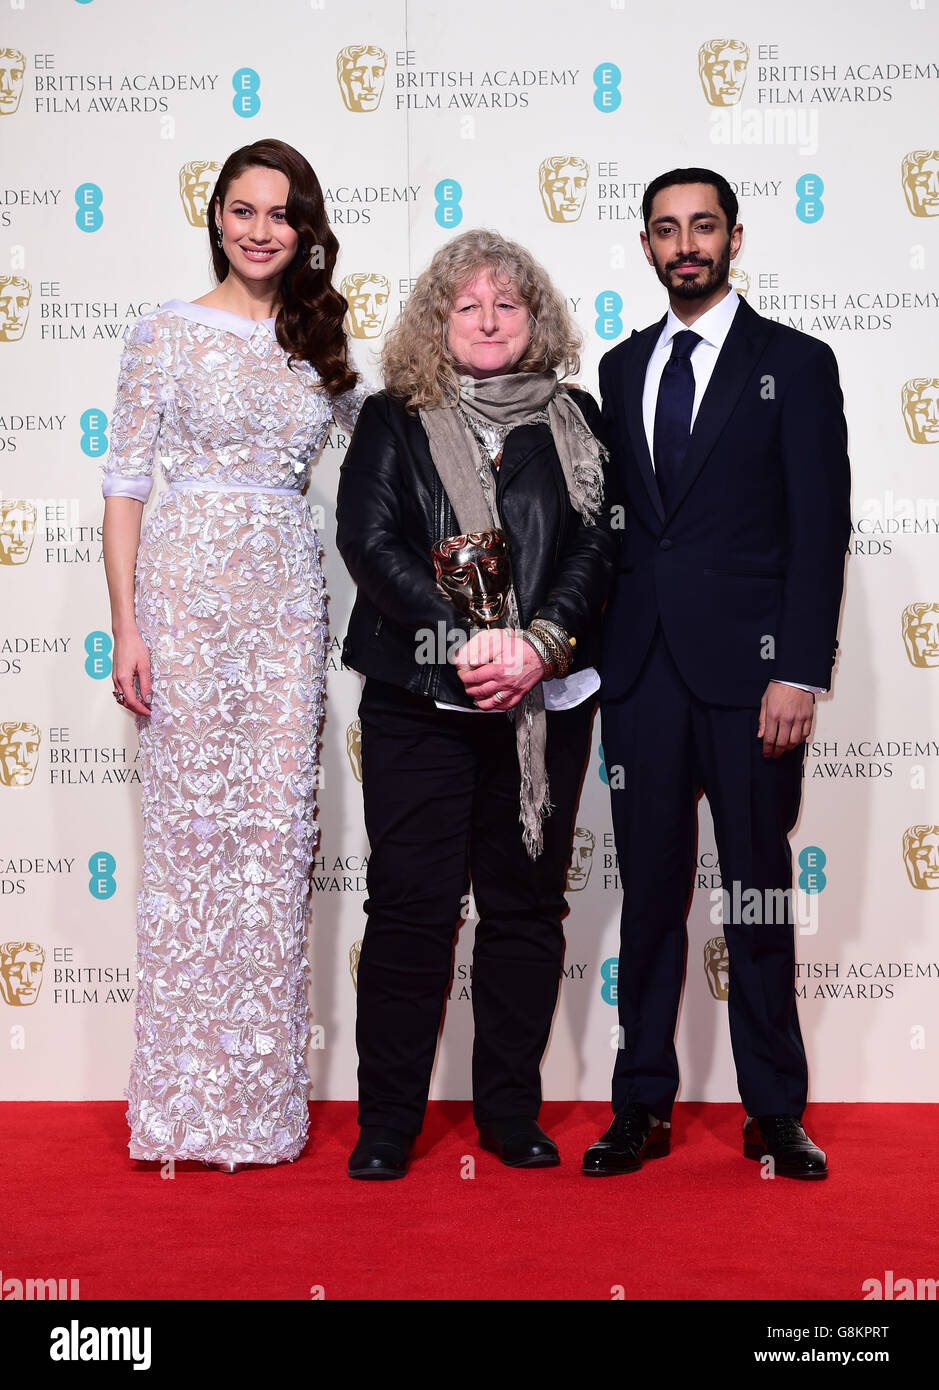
[662,285,740,351]
[162,298,276,341]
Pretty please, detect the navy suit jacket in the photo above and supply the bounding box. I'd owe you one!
[598,295,851,706]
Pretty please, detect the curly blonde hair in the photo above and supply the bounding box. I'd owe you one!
[382,229,581,408]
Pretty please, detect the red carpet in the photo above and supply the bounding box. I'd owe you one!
[2,1101,932,1301]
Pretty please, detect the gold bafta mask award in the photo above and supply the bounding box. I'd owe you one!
[0,940,45,1006]
[729,267,750,297]
[538,156,589,224]
[432,528,512,628]
[901,378,939,444]
[0,721,40,786]
[346,719,363,782]
[0,48,25,116]
[336,45,387,112]
[349,939,362,991]
[901,150,939,218]
[902,825,939,890]
[703,936,730,1001]
[0,499,37,565]
[341,272,390,339]
[179,161,221,228]
[0,276,31,342]
[566,827,596,892]
[901,602,939,668]
[698,39,749,106]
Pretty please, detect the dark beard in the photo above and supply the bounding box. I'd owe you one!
[654,240,732,301]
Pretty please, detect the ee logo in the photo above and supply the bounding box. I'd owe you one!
[600,957,618,1005]
[232,68,260,118]
[80,408,108,458]
[75,183,103,233]
[434,179,462,228]
[798,846,827,894]
[84,631,112,679]
[593,63,622,113]
[88,851,116,900]
[595,290,623,340]
[796,174,824,223]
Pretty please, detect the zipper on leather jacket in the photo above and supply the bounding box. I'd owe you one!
[435,472,447,542]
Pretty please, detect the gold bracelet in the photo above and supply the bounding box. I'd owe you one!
[521,630,555,678]
[529,618,575,678]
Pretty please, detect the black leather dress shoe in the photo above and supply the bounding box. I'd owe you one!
[582,1103,671,1175]
[478,1118,560,1168]
[347,1126,412,1180]
[743,1114,828,1180]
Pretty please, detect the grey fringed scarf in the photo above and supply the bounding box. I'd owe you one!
[420,370,605,857]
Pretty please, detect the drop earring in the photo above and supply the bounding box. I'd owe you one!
[215,224,224,248]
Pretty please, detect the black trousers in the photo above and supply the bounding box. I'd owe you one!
[601,630,808,1121]
[355,678,596,1135]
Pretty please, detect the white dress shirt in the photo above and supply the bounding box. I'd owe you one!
[641,284,741,454]
[641,286,821,694]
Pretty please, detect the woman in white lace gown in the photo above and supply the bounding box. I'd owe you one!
[102,140,365,1169]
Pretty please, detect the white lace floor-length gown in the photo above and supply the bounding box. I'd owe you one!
[102,299,365,1164]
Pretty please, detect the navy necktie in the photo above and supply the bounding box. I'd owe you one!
[653,329,701,511]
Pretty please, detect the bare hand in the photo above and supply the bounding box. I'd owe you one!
[454,629,546,711]
[757,681,814,758]
[112,628,152,717]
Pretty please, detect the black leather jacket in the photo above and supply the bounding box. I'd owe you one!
[336,388,619,707]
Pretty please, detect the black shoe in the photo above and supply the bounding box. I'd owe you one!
[478,1118,560,1168]
[743,1114,828,1180]
[582,1103,671,1175]
[347,1126,412,1180]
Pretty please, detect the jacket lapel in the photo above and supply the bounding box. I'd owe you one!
[666,296,773,516]
[622,317,667,523]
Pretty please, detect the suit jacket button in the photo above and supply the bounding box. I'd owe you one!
[659,538,673,551]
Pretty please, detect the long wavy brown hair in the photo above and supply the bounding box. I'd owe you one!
[209,139,356,396]
[382,229,581,409]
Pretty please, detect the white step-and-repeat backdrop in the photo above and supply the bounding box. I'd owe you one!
[1,0,936,1103]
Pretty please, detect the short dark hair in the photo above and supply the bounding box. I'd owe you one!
[642,168,739,233]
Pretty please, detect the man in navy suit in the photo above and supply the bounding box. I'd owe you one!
[582,168,851,1180]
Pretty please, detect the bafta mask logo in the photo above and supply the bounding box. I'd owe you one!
[349,938,362,990]
[0,720,40,786]
[538,155,589,224]
[698,39,749,107]
[341,272,390,339]
[337,45,387,112]
[903,825,939,890]
[901,149,939,218]
[901,602,939,668]
[0,940,44,1006]
[729,267,750,297]
[346,719,363,782]
[901,378,939,444]
[703,936,729,1001]
[566,826,596,892]
[0,47,25,116]
[179,161,221,228]
[0,498,37,565]
[0,275,31,342]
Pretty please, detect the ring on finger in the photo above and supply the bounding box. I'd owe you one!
[493,690,507,704]
[113,690,126,704]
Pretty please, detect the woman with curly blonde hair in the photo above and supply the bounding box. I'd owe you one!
[336,229,618,1179]
[381,230,581,407]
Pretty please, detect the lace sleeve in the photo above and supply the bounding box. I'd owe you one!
[100,316,168,502]
[331,376,373,434]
